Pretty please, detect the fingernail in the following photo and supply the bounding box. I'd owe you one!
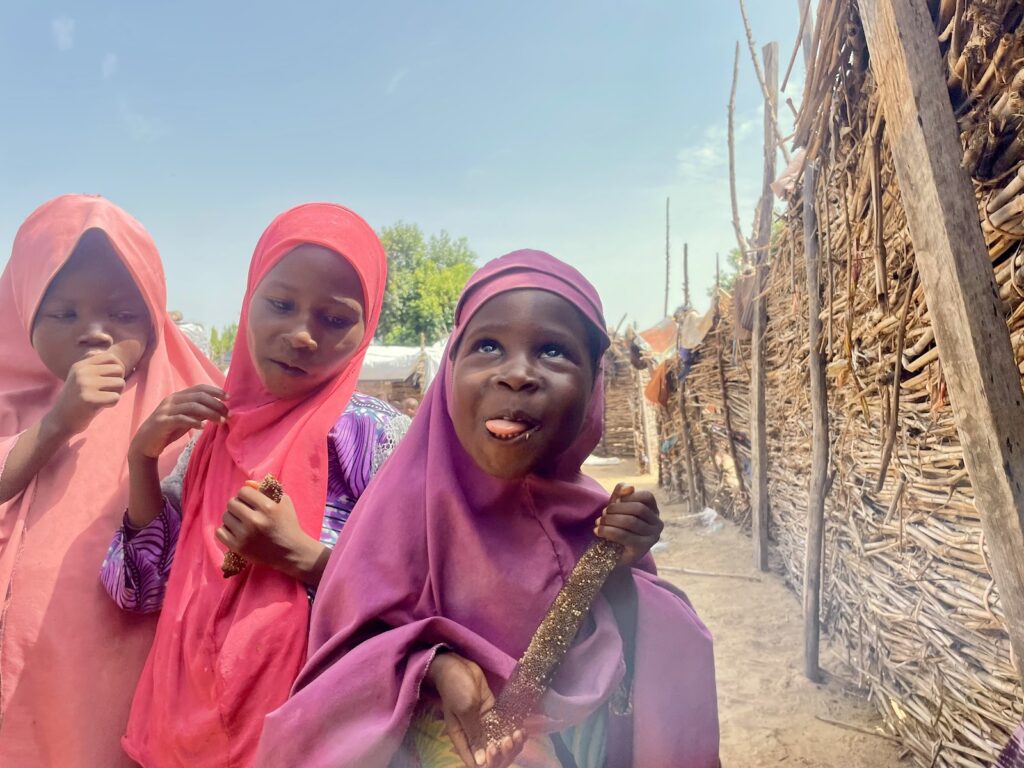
[474,750,486,766]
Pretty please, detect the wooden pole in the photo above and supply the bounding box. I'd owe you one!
[678,379,699,515]
[728,42,750,263]
[716,255,748,512]
[664,197,671,318]
[860,0,1024,679]
[798,0,829,684]
[738,0,792,164]
[683,243,691,310]
[750,42,778,573]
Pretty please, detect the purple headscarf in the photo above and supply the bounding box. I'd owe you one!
[256,250,719,767]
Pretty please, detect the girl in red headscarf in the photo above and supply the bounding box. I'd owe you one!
[0,195,222,767]
[100,203,407,767]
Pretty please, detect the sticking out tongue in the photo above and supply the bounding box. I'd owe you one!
[486,419,530,438]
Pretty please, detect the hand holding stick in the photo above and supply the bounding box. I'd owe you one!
[221,474,283,578]
[478,483,634,749]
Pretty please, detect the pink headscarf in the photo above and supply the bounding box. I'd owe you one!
[0,195,222,767]
[123,203,387,768]
[256,250,720,767]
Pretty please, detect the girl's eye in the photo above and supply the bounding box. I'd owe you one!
[47,311,76,321]
[540,344,568,359]
[267,298,292,313]
[322,314,355,330]
[112,312,138,322]
[475,339,500,354]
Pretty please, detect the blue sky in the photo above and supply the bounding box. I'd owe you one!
[0,1,801,334]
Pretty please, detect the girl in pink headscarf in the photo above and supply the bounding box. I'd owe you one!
[101,203,408,767]
[0,195,222,766]
[257,250,720,768]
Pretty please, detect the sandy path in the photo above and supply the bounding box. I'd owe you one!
[585,460,907,767]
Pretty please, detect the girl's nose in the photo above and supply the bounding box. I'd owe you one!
[286,328,318,352]
[78,322,113,348]
[496,356,540,391]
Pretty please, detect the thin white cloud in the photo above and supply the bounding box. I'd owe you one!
[387,68,409,95]
[118,99,165,142]
[102,53,118,80]
[51,16,75,52]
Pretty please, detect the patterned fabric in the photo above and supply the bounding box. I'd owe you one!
[390,704,607,768]
[997,723,1024,768]
[100,394,409,613]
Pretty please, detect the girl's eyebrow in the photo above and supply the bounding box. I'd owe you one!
[262,280,361,308]
[327,296,362,310]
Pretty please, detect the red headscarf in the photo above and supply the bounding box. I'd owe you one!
[122,203,387,768]
[0,195,222,767]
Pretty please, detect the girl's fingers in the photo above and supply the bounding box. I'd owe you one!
[173,401,227,424]
[604,500,661,525]
[444,715,476,767]
[617,489,656,507]
[236,485,275,514]
[95,376,127,392]
[214,525,239,550]
[89,361,128,377]
[185,384,228,400]
[597,526,657,550]
[221,509,245,537]
[597,512,662,537]
[225,499,260,528]
[166,415,205,432]
[180,391,230,417]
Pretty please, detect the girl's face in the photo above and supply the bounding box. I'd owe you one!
[450,289,596,479]
[247,244,366,400]
[31,230,152,381]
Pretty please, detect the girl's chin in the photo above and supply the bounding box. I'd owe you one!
[258,370,329,400]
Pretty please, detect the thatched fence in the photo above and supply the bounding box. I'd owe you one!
[657,1,1024,764]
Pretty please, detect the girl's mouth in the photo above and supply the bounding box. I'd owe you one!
[270,359,308,377]
[485,417,539,442]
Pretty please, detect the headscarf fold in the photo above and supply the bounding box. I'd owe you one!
[123,203,387,768]
[256,250,719,767]
[0,194,222,767]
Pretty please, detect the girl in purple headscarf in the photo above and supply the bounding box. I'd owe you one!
[256,251,720,768]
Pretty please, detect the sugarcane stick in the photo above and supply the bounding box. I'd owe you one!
[220,474,283,578]
[479,483,633,747]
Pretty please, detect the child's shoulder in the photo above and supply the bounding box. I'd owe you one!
[344,391,401,418]
[331,393,411,472]
[335,392,410,431]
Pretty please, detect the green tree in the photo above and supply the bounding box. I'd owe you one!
[209,323,238,370]
[710,247,746,299]
[377,222,476,345]
[709,218,785,299]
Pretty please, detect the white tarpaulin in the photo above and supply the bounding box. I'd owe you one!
[357,340,447,387]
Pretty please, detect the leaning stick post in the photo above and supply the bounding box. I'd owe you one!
[796,0,829,684]
[716,255,748,512]
[750,41,778,573]
[738,0,792,164]
[664,197,671,318]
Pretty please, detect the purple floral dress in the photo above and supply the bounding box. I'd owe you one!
[101,393,409,612]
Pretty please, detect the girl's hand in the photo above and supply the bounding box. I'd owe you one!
[215,484,328,586]
[426,652,525,768]
[596,487,664,567]
[47,351,127,436]
[129,385,229,460]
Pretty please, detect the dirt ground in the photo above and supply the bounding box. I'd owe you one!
[585,459,908,767]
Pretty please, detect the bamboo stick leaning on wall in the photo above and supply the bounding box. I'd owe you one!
[798,0,830,684]
[716,255,748,512]
[751,41,779,572]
